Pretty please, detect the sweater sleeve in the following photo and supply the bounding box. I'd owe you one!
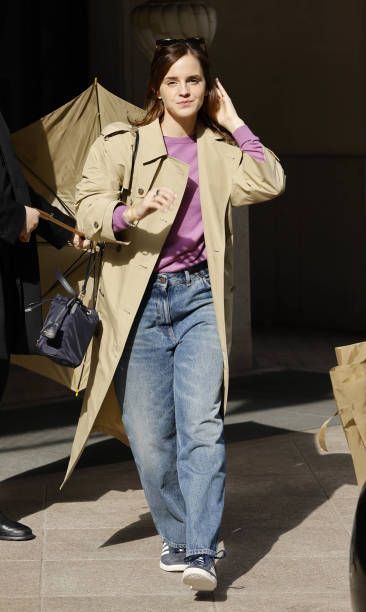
[112,202,130,234]
[233,124,265,162]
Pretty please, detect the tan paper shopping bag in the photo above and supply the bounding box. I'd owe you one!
[324,341,366,487]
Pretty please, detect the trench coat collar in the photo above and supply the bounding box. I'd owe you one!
[139,118,221,165]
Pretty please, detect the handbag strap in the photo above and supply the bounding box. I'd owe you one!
[78,249,97,298]
[25,248,101,312]
[128,129,139,194]
[55,270,77,297]
[54,249,96,299]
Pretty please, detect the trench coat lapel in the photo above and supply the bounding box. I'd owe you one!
[134,119,167,194]
[139,119,167,164]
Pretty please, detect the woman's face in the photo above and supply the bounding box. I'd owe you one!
[158,52,206,124]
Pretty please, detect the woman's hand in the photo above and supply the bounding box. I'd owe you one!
[124,187,177,225]
[19,206,40,242]
[212,78,245,134]
[72,234,92,250]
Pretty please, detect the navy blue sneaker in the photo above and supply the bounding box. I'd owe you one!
[160,542,188,572]
[182,554,217,591]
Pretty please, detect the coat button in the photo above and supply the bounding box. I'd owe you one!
[94,221,99,228]
[138,187,144,195]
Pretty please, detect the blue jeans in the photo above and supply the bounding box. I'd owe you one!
[114,263,225,557]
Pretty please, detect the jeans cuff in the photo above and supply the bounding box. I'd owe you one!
[185,547,218,557]
[161,535,186,549]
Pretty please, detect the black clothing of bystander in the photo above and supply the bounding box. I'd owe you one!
[0,110,74,540]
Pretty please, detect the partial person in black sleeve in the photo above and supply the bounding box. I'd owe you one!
[0,110,75,541]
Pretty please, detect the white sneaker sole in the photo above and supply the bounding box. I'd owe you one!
[160,560,188,572]
[182,567,217,591]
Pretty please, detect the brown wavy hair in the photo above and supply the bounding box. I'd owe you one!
[132,40,233,143]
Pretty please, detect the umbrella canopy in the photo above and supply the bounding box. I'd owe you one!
[11,81,143,391]
[12,79,143,217]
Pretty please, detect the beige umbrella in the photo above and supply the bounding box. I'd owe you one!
[11,80,143,392]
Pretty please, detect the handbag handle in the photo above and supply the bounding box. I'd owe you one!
[25,248,101,312]
[56,248,98,300]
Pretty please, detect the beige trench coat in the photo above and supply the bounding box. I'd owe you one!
[62,118,285,485]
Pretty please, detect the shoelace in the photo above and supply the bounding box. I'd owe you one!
[185,549,226,565]
[192,555,209,568]
[162,542,186,555]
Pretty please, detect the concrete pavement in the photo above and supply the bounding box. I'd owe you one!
[0,367,358,611]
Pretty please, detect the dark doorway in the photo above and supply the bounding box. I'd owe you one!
[0,0,90,131]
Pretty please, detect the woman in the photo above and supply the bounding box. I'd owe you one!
[72,38,285,592]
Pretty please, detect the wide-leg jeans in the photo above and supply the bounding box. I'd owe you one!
[114,264,225,557]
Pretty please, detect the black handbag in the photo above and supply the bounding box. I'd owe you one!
[27,250,101,368]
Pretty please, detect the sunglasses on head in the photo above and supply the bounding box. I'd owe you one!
[155,37,207,52]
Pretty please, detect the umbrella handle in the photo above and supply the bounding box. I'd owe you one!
[36,209,85,238]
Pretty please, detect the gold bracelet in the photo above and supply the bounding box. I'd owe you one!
[124,207,139,228]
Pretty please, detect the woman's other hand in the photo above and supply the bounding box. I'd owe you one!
[124,187,177,225]
[212,79,245,134]
[72,234,91,250]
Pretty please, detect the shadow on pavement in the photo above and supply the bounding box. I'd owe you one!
[0,370,333,434]
[0,369,354,600]
[228,370,333,413]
